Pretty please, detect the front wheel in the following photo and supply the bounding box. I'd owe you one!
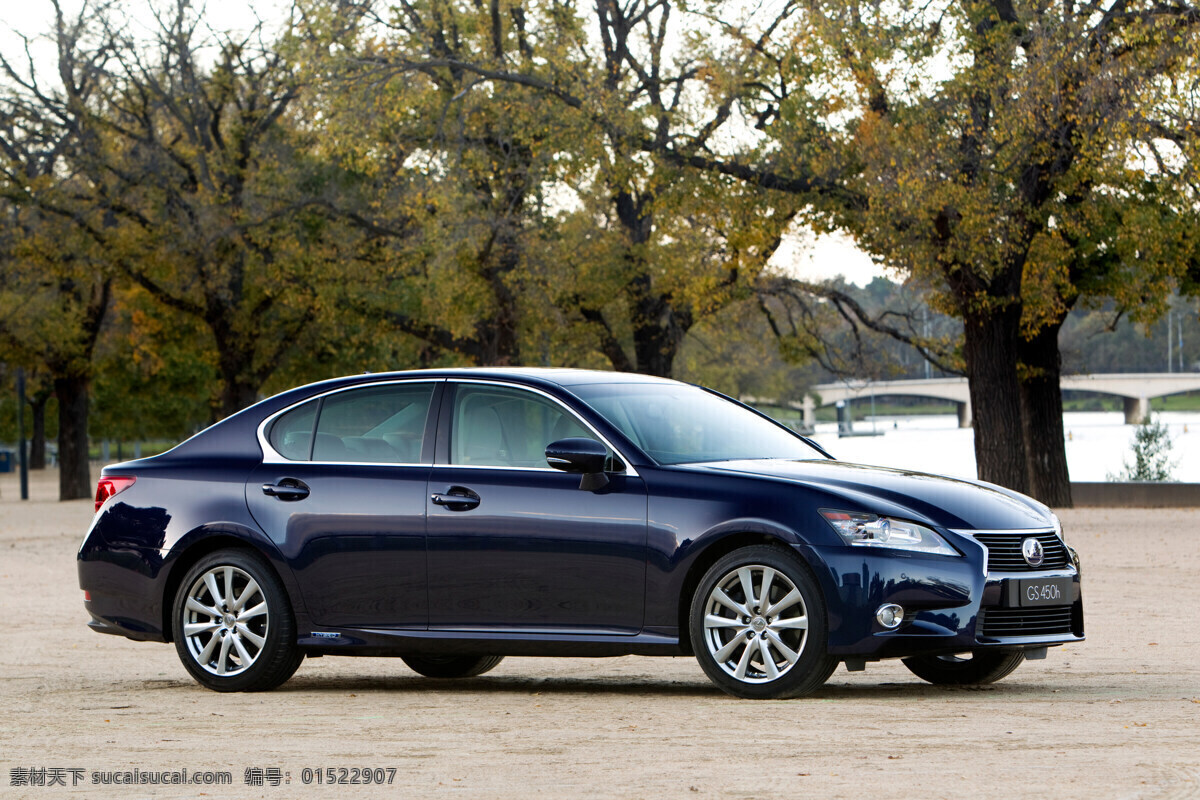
[171,549,304,692]
[689,545,837,699]
[902,650,1025,685]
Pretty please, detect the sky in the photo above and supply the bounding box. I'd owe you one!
[774,230,887,287]
[1,0,887,288]
[0,0,286,74]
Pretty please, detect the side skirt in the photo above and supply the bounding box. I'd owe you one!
[298,627,685,657]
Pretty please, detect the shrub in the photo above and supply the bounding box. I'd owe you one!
[1108,415,1176,482]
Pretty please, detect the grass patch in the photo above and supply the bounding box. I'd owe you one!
[87,440,180,461]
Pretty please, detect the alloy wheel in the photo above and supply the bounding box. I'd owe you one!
[181,565,269,677]
[701,564,810,684]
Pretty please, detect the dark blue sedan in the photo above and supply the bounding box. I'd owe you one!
[79,369,1083,698]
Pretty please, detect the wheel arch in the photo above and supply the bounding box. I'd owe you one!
[676,528,810,656]
[161,529,293,643]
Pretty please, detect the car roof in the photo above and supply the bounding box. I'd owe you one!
[316,367,682,388]
[125,368,685,465]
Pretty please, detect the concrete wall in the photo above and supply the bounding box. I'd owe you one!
[1070,482,1200,508]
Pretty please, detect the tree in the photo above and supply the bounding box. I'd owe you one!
[81,5,344,417]
[632,0,1198,504]
[672,296,822,403]
[810,1,1198,502]
[300,0,802,376]
[1108,415,1176,481]
[0,1,116,499]
[755,275,966,380]
[90,285,216,443]
[21,370,52,470]
[296,0,563,368]
[0,198,112,500]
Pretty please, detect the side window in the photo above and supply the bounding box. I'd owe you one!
[312,383,435,463]
[268,400,318,460]
[451,385,597,468]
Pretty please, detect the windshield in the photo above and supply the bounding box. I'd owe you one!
[569,383,826,465]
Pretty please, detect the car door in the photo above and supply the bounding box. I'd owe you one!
[246,380,442,629]
[425,381,648,634]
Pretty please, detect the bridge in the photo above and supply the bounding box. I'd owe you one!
[745,373,1200,429]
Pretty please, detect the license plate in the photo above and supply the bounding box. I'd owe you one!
[1008,577,1075,608]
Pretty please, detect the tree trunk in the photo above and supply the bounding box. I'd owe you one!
[218,377,261,420]
[212,322,262,419]
[55,374,92,501]
[961,306,1029,493]
[631,294,684,377]
[474,225,522,367]
[615,190,691,377]
[633,332,674,376]
[29,392,49,470]
[1019,323,1073,507]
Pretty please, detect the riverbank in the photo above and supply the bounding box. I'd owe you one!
[809,411,1200,483]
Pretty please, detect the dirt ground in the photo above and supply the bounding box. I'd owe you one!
[0,468,1197,800]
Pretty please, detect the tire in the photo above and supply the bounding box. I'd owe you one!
[171,549,304,692]
[401,654,505,679]
[902,650,1026,685]
[689,545,837,699]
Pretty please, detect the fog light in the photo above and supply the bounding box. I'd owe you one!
[876,604,904,629]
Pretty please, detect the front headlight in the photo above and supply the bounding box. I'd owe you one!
[819,509,960,557]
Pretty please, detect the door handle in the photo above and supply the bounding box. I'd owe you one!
[262,480,310,501]
[430,487,480,511]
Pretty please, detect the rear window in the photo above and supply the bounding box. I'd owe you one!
[267,383,435,463]
[268,400,318,460]
[313,384,434,463]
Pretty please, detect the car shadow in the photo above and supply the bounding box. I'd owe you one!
[273,673,1053,699]
[103,671,1057,699]
[277,673,719,697]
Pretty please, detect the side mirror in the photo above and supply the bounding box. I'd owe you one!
[546,438,610,490]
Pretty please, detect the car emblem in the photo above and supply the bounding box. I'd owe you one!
[1022,538,1045,568]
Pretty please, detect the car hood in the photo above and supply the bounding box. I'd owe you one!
[671,459,1053,531]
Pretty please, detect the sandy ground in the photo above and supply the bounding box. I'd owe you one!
[0,468,1197,800]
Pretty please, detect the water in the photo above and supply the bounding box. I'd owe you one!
[807,412,1200,483]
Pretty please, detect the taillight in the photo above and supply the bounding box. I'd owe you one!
[95,476,136,512]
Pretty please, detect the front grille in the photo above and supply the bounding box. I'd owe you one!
[980,606,1074,638]
[973,531,1070,572]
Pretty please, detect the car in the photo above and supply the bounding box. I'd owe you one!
[79,368,1083,698]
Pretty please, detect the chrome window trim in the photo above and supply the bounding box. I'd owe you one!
[257,378,444,466]
[441,378,639,478]
[256,376,639,477]
[430,463,597,473]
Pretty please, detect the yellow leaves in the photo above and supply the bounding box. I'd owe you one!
[1021,230,1074,334]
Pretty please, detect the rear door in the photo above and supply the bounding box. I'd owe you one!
[425,381,648,634]
[246,380,441,629]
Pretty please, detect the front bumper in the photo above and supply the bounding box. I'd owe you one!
[806,535,1084,660]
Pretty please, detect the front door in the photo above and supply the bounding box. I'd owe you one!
[426,382,648,634]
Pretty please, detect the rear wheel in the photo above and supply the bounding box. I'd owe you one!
[401,654,505,678]
[902,650,1025,685]
[172,549,303,692]
[689,545,837,699]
